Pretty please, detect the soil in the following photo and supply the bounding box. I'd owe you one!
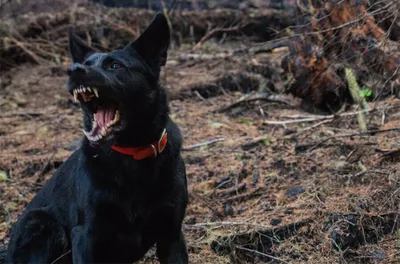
[1,3,400,264]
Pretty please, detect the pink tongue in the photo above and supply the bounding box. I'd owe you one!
[95,106,116,128]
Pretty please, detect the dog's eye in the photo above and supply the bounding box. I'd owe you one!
[109,62,122,70]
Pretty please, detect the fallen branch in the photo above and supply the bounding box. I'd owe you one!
[235,246,290,264]
[192,25,241,51]
[182,137,225,151]
[194,90,214,106]
[185,220,269,229]
[216,93,298,113]
[305,128,400,152]
[216,182,246,196]
[8,36,44,65]
[297,119,333,133]
[295,142,377,153]
[0,111,45,118]
[177,53,234,61]
[264,105,400,125]
[222,186,264,203]
[378,148,400,157]
[235,135,270,150]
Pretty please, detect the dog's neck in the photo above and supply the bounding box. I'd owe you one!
[116,88,169,147]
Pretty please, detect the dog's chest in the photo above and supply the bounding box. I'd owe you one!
[90,199,157,255]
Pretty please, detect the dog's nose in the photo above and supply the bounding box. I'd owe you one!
[67,63,87,78]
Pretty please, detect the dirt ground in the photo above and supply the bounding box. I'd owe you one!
[1,4,400,264]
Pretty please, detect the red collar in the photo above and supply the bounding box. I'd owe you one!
[111,129,167,160]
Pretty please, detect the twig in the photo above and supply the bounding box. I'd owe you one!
[306,128,400,152]
[264,106,397,125]
[167,0,179,15]
[223,186,263,203]
[192,26,241,50]
[235,135,270,150]
[194,90,214,106]
[0,111,44,118]
[177,53,233,61]
[297,119,333,133]
[216,182,246,196]
[265,117,327,125]
[8,36,44,65]
[185,221,269,229]
[50,250,71,264]
[216,94,298,113]
[235,246,290,264]
[182,137,226,151]
[379,148,400,157]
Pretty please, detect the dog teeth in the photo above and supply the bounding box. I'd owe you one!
[83,129,104,142]
[101,127,108,137]
[72,86,99,102]
[93,88,99,98]
[90,118,97,132]
[73,91,78,102]
[113,110,120,123]
[83,117,112,142]
[83,129,91,139]
[106,110,120,128]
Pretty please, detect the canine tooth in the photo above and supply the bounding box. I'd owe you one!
[93,88,99,98]
[73,91,78,102]
[87,87,92,92]
[113,110,120,123]
[90,123,97,133]
[83,130,90,138]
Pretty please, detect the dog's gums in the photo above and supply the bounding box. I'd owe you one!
[73,85,121,142]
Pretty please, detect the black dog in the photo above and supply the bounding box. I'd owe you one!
[5,13,188,263]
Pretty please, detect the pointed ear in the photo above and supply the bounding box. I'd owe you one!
[68,26,96,63]
[126,13,170,72]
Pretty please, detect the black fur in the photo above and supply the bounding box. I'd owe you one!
[5,13,188,263]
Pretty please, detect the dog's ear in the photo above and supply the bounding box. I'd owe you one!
[68,26,96,64]
[126,13,170,73]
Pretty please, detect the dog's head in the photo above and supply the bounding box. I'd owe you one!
[67,13,170,145]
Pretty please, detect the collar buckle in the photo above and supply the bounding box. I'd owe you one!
[150,144,157,158]
[158,129,167,154]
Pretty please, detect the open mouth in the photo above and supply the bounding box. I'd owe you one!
[72,85,120,142]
